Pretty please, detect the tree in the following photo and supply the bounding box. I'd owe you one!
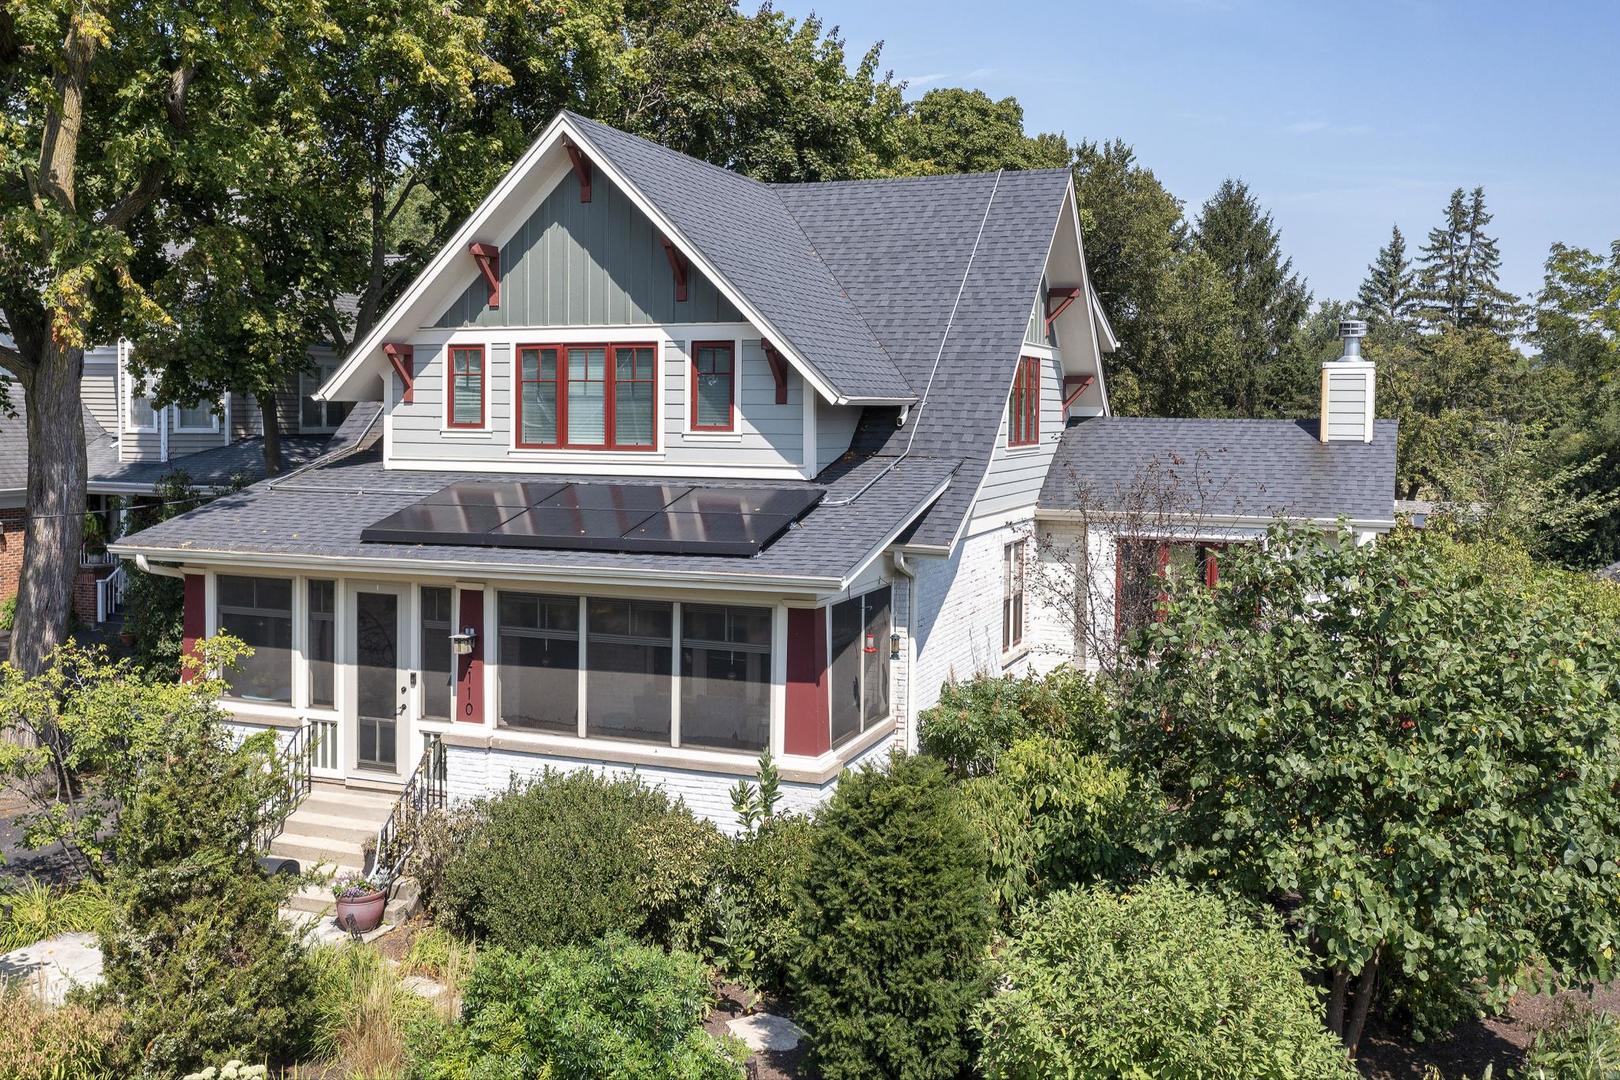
[1117,527,1620,1051]
[1193,178,1312,415]
[0,0,328,672]
[899,88,1070,174]
[1358,224,1419,333]
[1416,186,1521,333]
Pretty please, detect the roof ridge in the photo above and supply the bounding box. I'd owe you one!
[563,111,778,191]
[770,166,1073,190]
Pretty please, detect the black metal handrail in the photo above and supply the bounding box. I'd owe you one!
[255,723,314,852]
[370,734,446,887]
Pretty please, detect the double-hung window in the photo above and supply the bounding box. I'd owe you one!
[1008,356,1040,447]
[447,344,486,428]
[127,377,157,433]
[690,341,735,432]
[516,342,656,450]
[1115,540,1226,642]
[1003,541,1026,655]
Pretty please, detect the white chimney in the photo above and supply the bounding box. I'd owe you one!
[1320,319,1375,443]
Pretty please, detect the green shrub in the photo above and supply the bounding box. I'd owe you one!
[0,878,115,951]
[308,942,444,1078]
[974,880,1352,1079]
[1515,1002,1620,1079]
[427,933,746,1079]
[0,594,15,632]
[439,770,720,951]
[918,667,1112,777]
[0,982,125,1080]
[709,812,816,997]
[792,752,994,1080]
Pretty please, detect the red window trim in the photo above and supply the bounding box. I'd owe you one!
[1114,540,1227,641]
[1008,356,1040,447]
[446,344,486,429]
[513,341,659,451]
[689,340,736,432]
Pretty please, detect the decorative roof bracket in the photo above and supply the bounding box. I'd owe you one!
[468,242,501,309]
[383,343,415,404]
[1045,286,1083,335]
[762,340,790,405]
[563,137,592,202]
[661,235,689,303]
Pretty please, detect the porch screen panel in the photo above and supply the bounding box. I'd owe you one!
[308,579,335,708]
[421,587,453,721]
[586,598,672,743]
[217,575,293,704]
[680,603,770,751]
[861,587,891,728]
[828,594,864,746]
[614,346,656,447]
[567,347,607,445]
[497,592,579,733]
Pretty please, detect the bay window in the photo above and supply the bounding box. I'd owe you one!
[217,575,293,704]
[829,586,891,746]
[690,341,735,431]
[516,342,657,450]
[447,344,486,428]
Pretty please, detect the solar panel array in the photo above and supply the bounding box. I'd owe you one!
[360,481,824,557]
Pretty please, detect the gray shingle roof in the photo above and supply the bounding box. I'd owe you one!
[566,113,912,402]
[1039,417,1399,524]
[0,390,119,494]
[112,448,959,587]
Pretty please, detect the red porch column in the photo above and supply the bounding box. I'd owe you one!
[785,606,830,757]
[180,573,206,682]
[455,588,485,723]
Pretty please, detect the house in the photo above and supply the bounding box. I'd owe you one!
[111,112,1398,860]
[0,336,353,622]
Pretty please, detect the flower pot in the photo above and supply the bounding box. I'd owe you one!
[334,888,387,934]
[118,630,135,646]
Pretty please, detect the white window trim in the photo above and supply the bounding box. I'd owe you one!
[1001,539,1029,666]
[172,401,222,434]
[124,369,159,434]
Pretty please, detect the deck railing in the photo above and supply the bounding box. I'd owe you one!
[255,724,315,852]
[94,564,128,623]
[369,734,446,887]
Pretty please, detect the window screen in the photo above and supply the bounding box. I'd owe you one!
[680,603,770,751]
[217,575,294,704]
[308,579,335,707]
[586,598,672,743]
[421,587,453,721]
[497,592,580,733]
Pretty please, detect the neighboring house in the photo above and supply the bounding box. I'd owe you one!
[111,112,1398,853]
[0,338,351,620]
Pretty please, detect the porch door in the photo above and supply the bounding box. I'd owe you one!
[353,585,408,778]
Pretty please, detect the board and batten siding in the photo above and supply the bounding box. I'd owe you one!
[435,167,744,330]
[974,351,1064,522]
[387,327,811,475]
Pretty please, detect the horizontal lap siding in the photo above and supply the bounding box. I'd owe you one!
[664,338,805,467]
[815,402,862,474]
[974,352,1063,522]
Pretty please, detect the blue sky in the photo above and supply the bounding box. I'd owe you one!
[804,0,1619,305]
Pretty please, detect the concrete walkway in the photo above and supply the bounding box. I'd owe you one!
[0,931,103,1006]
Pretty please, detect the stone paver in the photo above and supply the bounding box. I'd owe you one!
[726,1012,805,1053]
[0,931,104,1005]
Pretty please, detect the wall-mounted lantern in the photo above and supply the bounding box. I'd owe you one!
[450,627,478,656]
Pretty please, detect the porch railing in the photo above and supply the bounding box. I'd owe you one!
[369,734,446,887]
[95,564,128,623]
[255,724,315,853]
[80,548,117,569]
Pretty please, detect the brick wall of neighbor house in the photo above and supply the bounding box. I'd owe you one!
[71,567,100,624]
[907,518,1038,750]
[0,507,24,601]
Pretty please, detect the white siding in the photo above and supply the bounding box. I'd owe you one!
[974,351,1064,523]
[81,353,119,433]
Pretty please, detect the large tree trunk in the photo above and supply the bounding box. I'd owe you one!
[260,393,283,476]
[10,340,88,675]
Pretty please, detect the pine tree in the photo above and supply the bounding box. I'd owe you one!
[1417,187,1521,333]
[1459,187,1522,332]
[1358,224,1419,332]
[1193,179,1312,415]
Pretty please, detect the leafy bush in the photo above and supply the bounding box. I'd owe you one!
[918,667,1112,777]
[0,594,15,632]
[1515,1003,1620,1079]
[793,752,994,1080]
[962,736,1157,918]
[426,934,746,1079]
[708,812,816,997]
[1118,526,1620,1043]
[974,881,1352,1079]
[439,770,721,951]
[0,878,115,951]
[0,982,125,1080]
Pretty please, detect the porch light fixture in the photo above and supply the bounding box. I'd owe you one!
[450,627,477,656]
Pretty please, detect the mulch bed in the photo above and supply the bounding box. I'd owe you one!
[706,983,809,1080]
[1358,986,1620,1078]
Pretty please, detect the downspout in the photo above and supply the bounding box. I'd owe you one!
[135,552,184,579]
[891,548,918,752]
[821,169,1005,508]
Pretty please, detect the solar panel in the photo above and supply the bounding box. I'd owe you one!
[360,481,822,557]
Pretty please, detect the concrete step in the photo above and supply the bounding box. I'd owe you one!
[281,809,384,845]
[269,831,367,867]
[284,876,364,916]
[302,785,400,815]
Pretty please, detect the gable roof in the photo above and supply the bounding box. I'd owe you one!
[1039,417,1400,526]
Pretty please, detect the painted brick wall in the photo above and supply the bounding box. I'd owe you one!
[0,508,24,601]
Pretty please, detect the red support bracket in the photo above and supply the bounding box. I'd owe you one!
[1045,286,1083,335]
[1062,373,1095,410]
[468,242,501,309]
[661,235,689,303]
[383,342,415,404]
[762,340,789,405]
[563,137,592,202]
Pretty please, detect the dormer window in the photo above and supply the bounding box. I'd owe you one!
[690,341,735,432]
[447,344,486,429]
[1008,356,1040,447]
[516,342,657,451]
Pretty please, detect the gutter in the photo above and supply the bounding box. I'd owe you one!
[135,553,185,579]
[1032,508,1399,532]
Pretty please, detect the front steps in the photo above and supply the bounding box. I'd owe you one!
[270,781,399,916]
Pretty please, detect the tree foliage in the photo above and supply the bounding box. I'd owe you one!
[900,88,1070,174]
[1358,224,1419,334]
[1117,526,1620,1047]
[1416,186,1522,334]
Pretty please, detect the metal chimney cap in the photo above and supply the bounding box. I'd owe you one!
[1338,319,1368,339]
